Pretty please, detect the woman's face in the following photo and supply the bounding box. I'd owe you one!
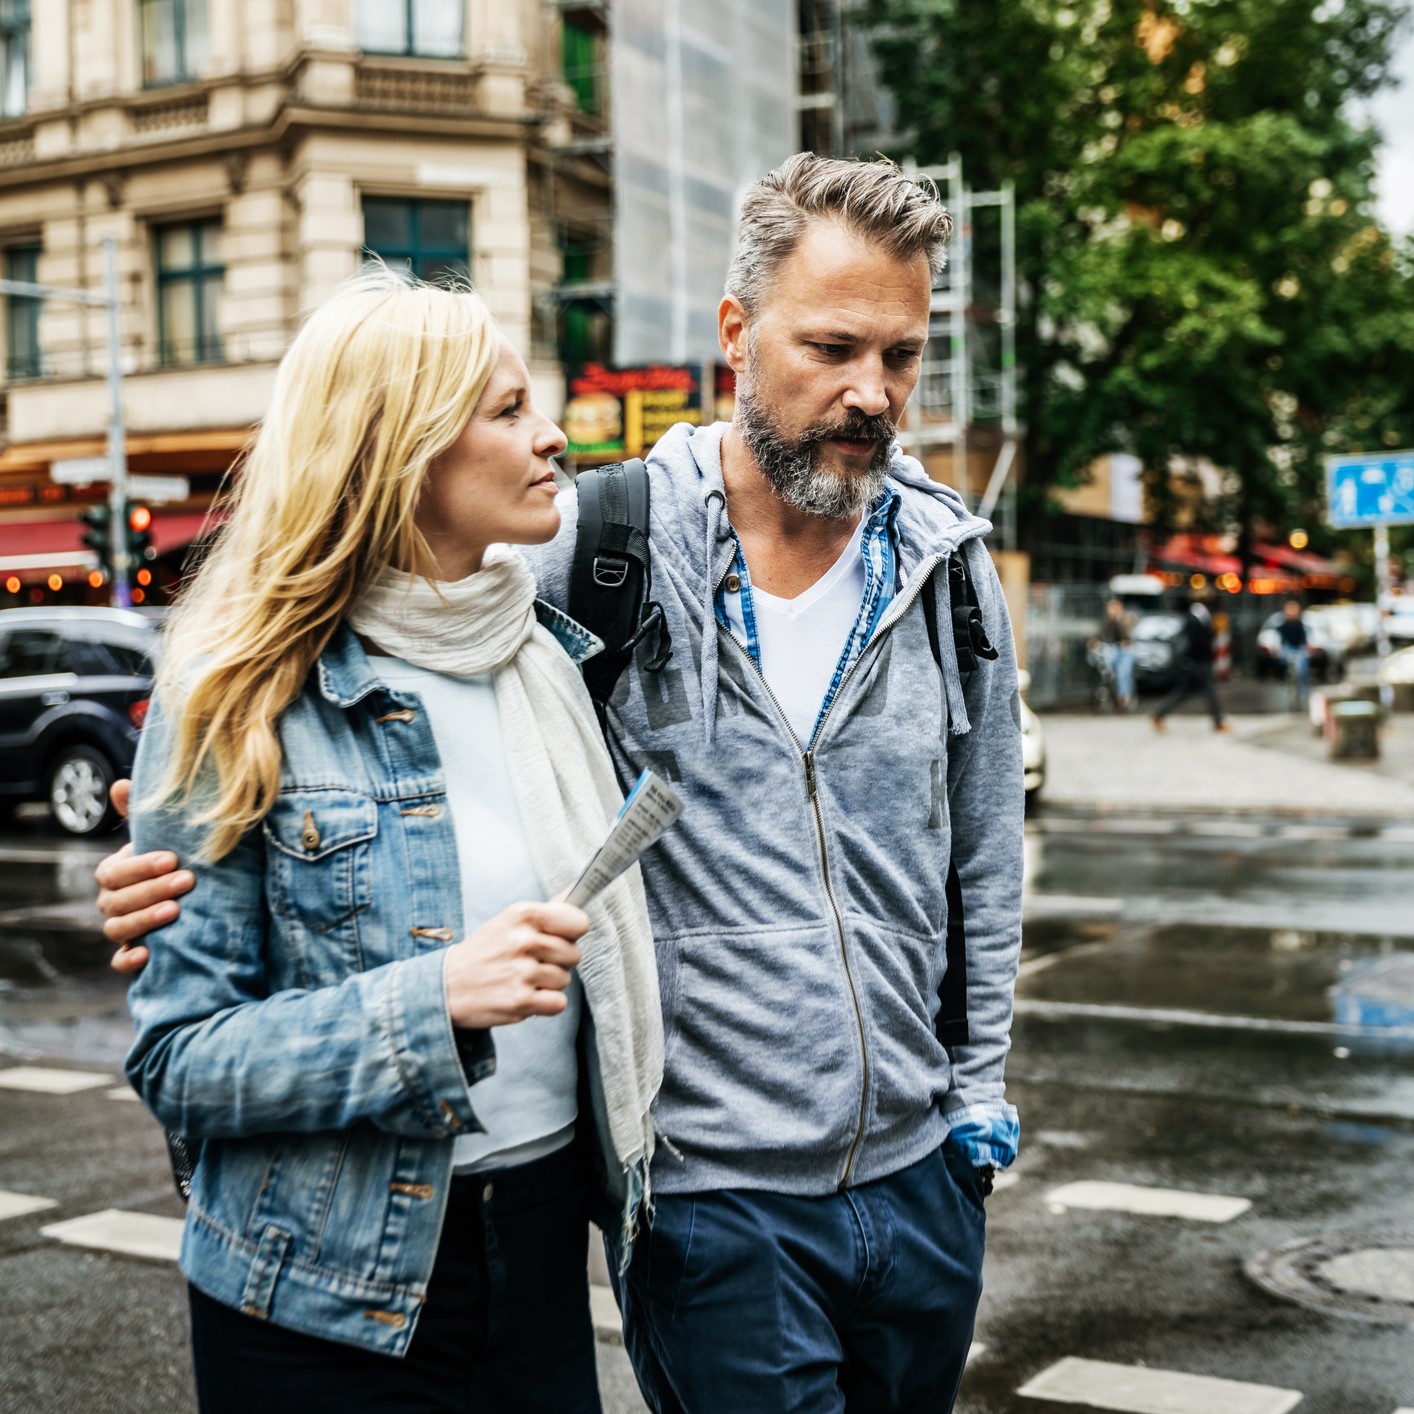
[415,341,568,580]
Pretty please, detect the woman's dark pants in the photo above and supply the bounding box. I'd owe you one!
[188,1145,601,1414]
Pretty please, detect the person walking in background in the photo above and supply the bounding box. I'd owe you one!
[120,272,662,1413]
[1096,596,1137,710]
[1149,596,1230,733]
[1277,598,1311,709]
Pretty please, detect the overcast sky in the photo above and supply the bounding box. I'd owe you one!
[1369,17,1414,234]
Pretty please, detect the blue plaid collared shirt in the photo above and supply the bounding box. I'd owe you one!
[714,486,902,744]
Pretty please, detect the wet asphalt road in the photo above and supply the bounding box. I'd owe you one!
[1,805,1412,1412]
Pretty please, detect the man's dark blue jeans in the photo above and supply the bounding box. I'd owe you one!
[612,1142,987,1414]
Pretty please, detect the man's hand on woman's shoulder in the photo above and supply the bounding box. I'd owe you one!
[96,779,194,974]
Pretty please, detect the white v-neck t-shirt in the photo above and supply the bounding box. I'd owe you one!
[722,516,867,745]
[369,653,581,1174]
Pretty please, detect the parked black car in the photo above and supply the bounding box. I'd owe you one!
[1131,611,1186,694]
[0,607,161,836]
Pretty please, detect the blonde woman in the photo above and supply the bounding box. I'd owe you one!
[125,271,662,1413]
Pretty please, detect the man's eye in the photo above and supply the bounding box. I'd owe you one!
[812,344,849,357]
[888,349,921,364]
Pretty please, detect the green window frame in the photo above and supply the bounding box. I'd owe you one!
[362,197,470,284]
[356,0,463,59]
[0,0,28,119]
[561,19,603,116]
[139,0,209,88]
[154,220,223,367]
[4,243,40,380]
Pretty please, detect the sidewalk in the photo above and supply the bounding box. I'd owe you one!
[1039,711,1414,819]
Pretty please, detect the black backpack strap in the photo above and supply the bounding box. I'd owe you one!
[571,460,670,725]
[922,545,999,1052]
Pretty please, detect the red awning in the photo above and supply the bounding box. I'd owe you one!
[0,518,91,575]
[150,510,221,554]
[1252,542,1342,576]
[0,508,221,579]
[1151,535,1242,577]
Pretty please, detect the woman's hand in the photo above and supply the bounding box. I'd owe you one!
[97,780,195,973]
[443,901,589,1029]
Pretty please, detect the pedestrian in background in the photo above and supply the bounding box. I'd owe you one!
[1277,598,1311,708]
[120,272,662,1413]
[1150,596,1230,733]
[1095,596,1137,710]
[99,154,1025,1414]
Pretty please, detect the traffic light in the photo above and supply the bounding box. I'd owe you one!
[125,503,154,567]
[80,504,113,577]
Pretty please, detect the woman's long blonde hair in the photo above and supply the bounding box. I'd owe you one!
[154,268,500,860]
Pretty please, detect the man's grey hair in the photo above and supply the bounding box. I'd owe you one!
[725,152,953,315]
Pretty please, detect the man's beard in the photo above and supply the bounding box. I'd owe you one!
[735,367,897,522]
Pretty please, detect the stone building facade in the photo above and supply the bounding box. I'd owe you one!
[0,0,596,598]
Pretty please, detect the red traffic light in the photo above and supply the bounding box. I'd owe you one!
[128,504,152,533]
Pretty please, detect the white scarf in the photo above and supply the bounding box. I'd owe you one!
[349,547,663,1192]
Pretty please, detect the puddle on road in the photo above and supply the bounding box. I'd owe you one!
[1018,921,1414,1025]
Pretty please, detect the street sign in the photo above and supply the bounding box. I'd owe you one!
[50,456,111,485]
[127,474,189,504]
[1325,450,1414,528]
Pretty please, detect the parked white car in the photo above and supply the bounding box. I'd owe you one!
[1018,669,1045,801]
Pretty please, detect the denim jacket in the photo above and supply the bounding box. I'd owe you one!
[126,606,604,1358]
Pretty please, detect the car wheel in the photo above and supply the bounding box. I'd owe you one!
[48,745,118,837]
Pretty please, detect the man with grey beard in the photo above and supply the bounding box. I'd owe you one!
[98,153,1025,1414]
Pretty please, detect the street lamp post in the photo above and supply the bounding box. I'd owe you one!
[0,235,128,606]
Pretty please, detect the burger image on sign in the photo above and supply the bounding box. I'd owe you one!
[564,391,624,453]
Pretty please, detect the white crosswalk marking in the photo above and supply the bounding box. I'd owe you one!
[1046,1181,1250,1223]
[41,1209,184,1263]
[0,1066,114,1094]
[1017,1357,1303,1413]
[106,1086,140,1102]
[993,1171,1019,1192]
[0,1189,59,1221]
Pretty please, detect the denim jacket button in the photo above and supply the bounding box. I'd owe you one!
[482,1183,493,1204]
[724,573,742,593]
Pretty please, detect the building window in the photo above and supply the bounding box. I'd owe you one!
[139,0,209,87]
[356,0,463,58]
[0,0,28,119]
[5,244,40,380]
[561,18,603,116]
[155,221,223,366]
[362,197,469,284]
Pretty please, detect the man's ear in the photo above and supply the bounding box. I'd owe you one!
[718,295,750,373]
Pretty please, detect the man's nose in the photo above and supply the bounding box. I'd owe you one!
[841,361,890,417]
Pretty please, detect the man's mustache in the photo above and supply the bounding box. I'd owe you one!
[800,412,898,446]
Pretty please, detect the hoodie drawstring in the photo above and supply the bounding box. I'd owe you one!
[701,487,730,744]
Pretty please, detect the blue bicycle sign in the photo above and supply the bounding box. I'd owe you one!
[1325,451,1414,528]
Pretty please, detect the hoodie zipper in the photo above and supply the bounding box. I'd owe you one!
[712,534,982,1187]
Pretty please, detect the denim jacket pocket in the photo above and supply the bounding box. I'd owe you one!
[264,790,377,936]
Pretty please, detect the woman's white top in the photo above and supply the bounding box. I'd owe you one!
[370,654,581,1173]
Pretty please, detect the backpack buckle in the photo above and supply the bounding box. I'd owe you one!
[593,556,629,589]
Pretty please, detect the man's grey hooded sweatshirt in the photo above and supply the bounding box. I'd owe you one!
[526,421,1024,1197]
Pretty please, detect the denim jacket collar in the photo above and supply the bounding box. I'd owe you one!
[317,603,603,709]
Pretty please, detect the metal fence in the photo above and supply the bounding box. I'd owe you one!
[1023,585,1278,710]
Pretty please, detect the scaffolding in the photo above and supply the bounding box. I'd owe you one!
[796,0,892,157]
[900,156,1022,550]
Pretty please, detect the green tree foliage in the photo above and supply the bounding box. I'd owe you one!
[863,0,1414,559]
